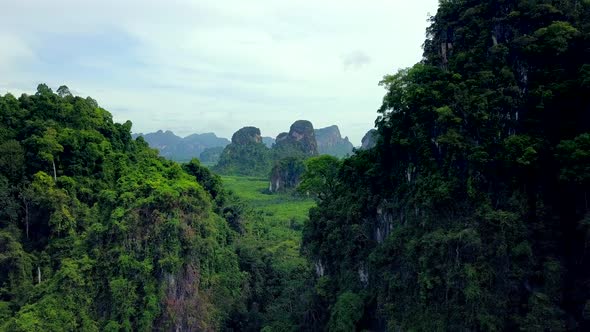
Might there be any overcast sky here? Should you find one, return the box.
[0,0,439,145]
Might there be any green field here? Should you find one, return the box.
[221,175,315,259]
[221,175,315,223]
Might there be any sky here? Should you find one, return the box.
[0,0,439,145]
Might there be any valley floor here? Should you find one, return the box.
[220,175,317,330]
[221,176,315,260]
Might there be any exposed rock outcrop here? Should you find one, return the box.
[360,129,378,150]
[315,259,326,277]
[269,157,305,192]
[273,120,318,159]
[275,132,289,143]
[373,203,395,244]
[231,126,262,145]
[269,120,319,192]
[315,125,354,157]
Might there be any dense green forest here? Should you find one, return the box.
[3,0,590,331]
[301,0,590,330]
[0,85,322,331]
[0,85,248,330]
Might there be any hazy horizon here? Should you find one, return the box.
[0,0,439,144]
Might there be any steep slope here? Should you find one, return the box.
[301,1,590,330]
[273,120,318,160]
[360,129,377,150]
[314,125,354,157]
[270,120,319,192]
[0,85,243,331]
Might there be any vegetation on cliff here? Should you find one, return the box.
[4,1,590,331]
[301,0,590,330]
[0,86,244,331]
[213,127,272,177]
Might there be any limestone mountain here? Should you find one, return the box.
[269,120,319,192]
[213,126,272,176]
[314,125,354,157]
[360,129,377,150]
[273,120,318,159]
[230,126,263,145]
[0,85,243,331]
[134,130,230,162]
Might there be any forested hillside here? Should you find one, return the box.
[301,0,590,330]
[214,127,272,177]
[0,86,245,331]
[0,85,322,331]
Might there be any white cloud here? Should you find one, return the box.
[342,51,372,70]
[0,0,439,145]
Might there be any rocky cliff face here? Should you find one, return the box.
[269,157,305,192]
[231,126,262,145]
[273,120,318,159]
[269,120,318,192]
[360,129,378,150]
[314,125,354,157]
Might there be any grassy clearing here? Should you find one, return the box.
[221,175,315,263]
[221,175,315,223]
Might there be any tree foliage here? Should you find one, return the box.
[301,0,590,330]
[0,85,245,331]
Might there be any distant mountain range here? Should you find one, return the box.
[134,124,365,162]
[132,130,230,162]
[133,130,275,162]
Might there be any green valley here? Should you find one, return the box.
[3,0,590,331]
[221,176,314,224]
[220,175,316,331]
